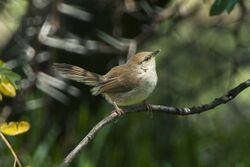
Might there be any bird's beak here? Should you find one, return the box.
[152,49,161,57]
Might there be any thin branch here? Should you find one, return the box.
[0,132,22,167]
[13,159,17,167]
[60,79,250,167]
[60,112,119,167]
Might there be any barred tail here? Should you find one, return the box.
[52,63,104,87]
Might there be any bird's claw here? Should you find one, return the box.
[113,108,124,116]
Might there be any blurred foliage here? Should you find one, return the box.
[0,0,250,167]
[0,0,27,50]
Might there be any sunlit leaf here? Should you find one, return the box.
[0,121,30,136]
[0,79,16,97]
[0,93,2,101]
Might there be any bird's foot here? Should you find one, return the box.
[113,108,125,116]
[112,102,124,116]
[143,101,152,112]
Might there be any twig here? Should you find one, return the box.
[60,112,119,167]
[60,79,250,167]
[0,132,22,167]
[13,159,17,167]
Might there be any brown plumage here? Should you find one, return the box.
[52,50,160,110]
[52,63,104,87]
[53,63,140,96]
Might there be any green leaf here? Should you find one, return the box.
[210,0,227,16]
[0,68,21,81]
[0,67,21,89]
[210,0,239,16]
[226,0,238,13]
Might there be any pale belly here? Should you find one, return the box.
[105,71,157,106]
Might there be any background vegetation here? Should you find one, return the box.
[0,0,250,166]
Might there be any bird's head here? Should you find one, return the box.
[127,50,161,69]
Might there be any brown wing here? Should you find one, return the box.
[104,64,127,79]
[93,64,139,94]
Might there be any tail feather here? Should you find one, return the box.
[52,63,104,87]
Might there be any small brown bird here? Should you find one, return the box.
[53,50,160,114]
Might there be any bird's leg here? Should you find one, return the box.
[112,102,124,116]
[143,100,152,112]
[143,101,153,118]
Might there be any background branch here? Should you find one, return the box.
[60,79,250,167]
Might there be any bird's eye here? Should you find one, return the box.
[144,56,150,62]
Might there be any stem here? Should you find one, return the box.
[0,132,23,167]
[13,159,17,167]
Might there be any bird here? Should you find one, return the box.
[52,50,160,114]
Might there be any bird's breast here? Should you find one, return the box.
[138,67,157,94]
[106,68,157,106]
